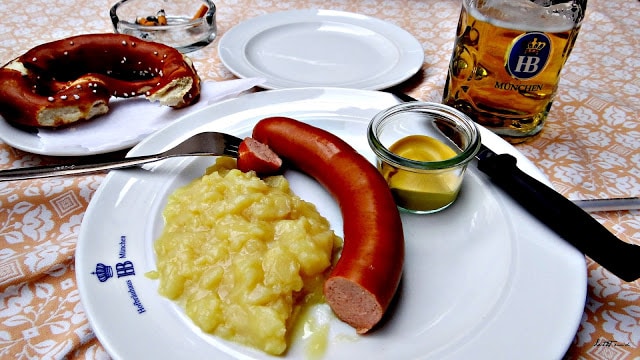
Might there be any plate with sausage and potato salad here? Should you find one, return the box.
[76,87,586,360]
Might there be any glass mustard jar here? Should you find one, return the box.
[368,102,481,214]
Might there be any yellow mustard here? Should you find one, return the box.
[381,135,461,212]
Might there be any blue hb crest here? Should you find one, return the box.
[92,263,114,282]
[506,32,552,80]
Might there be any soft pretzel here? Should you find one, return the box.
[0,33,201,128]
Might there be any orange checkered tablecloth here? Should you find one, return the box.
[0,0,638,359]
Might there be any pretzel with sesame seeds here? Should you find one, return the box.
[0,33,201,128]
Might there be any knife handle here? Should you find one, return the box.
[477,153,640,282]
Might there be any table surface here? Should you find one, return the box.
[0,0,638,359]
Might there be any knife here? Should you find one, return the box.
[573,197,640,213]
[388,91,640,282]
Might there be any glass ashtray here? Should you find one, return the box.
[110,0,217,53]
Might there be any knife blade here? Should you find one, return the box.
[573,197,640,212]
[387,91,640,282]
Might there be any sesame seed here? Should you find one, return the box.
[70,41,74,45]
[153,51,158,55]
[92,90,97,94]
[47,96,54,102]
[145,91,151,96]
[122,40,127,46]
[121,57,127,63]
[131,42,136,47]
[32,57,37,62]
[60,95,68,100]
[76,84,82,89]
[63,51,68,56]
[73,94,80,100]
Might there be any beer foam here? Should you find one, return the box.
[469,0,583,32]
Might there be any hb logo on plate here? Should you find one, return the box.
[91,261,136,282]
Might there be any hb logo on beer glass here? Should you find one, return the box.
[506,32,552,80]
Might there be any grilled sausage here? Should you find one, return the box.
[236,137,283,176]
[251,116,404,333]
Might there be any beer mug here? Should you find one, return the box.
[442,0,587,143]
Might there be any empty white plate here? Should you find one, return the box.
[218,9,424,90]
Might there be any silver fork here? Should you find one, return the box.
[0,132,242,181]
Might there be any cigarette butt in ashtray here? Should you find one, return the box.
[192,5,208,19]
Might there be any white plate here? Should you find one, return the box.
[0,124,144,157]
[0,100,160,157]
[0,80,264,156]
[0,98,156,156]
[76,88,586,360]
[218,9,424,90]
[0,117,96,156]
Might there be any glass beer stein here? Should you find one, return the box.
[442,0,587,143]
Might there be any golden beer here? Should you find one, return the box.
[443,0,586,143]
